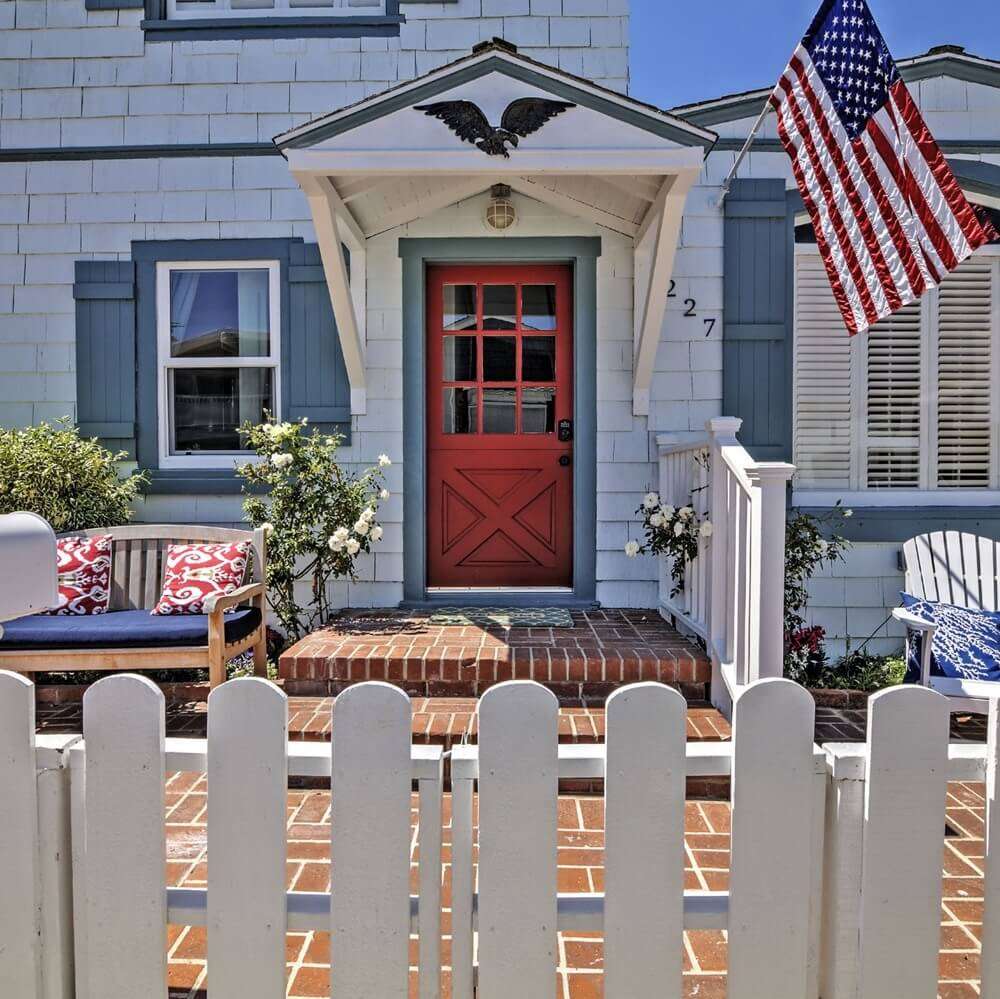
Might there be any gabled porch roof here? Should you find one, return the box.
[274,41,717,419]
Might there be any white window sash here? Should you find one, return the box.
[166,0,385,21]
[795,243,1000,500]
[156,259,281,471]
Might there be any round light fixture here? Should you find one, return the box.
[485,184,516,231]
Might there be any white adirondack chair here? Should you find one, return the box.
[893,531,1000,713]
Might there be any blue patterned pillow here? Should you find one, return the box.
[901,593,1000,683]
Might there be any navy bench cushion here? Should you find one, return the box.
[901,593,1000,683]
[0,607,261,650]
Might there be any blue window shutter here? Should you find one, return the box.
[723,179,792,461]
[286,242,352,443]
[72,260,137,457]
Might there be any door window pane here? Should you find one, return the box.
[483,337,516,382]
[522,285,557,331]
[483,388,516,434]
[443,388,478,434]
[483,285,516,330]
[169,269,269,358]
[522,337,556,382]
[521,388,556,434]
[444,286,477,331]
[443,336,477,382]
[169,367,272,453]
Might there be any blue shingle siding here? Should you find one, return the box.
[722,178,793,462]
[72,259,137,457]
[286,241,352,437]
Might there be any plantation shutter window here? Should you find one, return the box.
[793,250,1000,497]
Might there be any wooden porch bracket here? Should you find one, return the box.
[632,170,698,417]
[296,172,368,416]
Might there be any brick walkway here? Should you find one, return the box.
[160,776,987,998]
[278,609,711,701]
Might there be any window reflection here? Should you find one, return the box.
[521,388,556,434]
[483,285,516,330]
[443,387,478,434]
[444,286,477,331]
[522,285,557,331]
[170,368,271,453]
[483,388,516,434]
[443,336,477,381]
[169,269,269,358]
[483,337,516,382]
[522,337,556,382]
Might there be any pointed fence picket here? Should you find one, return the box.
[208,678,288,999]
[477,681,559,999]
[603,682,687,997]
[330,681,413,999]
[7,671,1000,999]
[0,672,41,999]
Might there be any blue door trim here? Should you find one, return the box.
[399,236,601,606]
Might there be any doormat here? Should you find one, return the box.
[429,607,574,628]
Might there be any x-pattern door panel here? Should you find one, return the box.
[427,264,573,588]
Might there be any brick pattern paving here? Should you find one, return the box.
[160,776,988,998]
[278,609,711,701]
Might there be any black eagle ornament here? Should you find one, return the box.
[414,98,576,158]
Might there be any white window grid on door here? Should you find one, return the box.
[156,260,281,471]
[167,0,383,19]
[792,243,1000,506]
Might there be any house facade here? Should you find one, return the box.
[2,0,999,651]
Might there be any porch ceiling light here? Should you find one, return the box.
[485,184,516,231]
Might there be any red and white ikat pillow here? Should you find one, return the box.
[152,542,251,616]
[41,534,113,616]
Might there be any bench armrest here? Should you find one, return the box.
[892,607,937,686]
[205,581,266,616]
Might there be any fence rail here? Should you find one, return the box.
[658,418,795,713]
[2,671,999,999]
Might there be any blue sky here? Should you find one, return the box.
[630,0,1000,110]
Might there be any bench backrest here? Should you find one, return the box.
[57,525,266,612]
[902,531,1000,612]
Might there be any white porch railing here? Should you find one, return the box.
[657,418,796,713]
[3,672,999,999]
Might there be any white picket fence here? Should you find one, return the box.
[2,670,999,999]
[658,417,796,713]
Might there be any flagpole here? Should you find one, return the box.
[715,96,774,207]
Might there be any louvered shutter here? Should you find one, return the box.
[865,300,923,488]
[793,254,854,487]
[935,259,995,488]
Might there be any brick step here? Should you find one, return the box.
[278,608,712,702]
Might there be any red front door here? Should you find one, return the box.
[427,264,574,588]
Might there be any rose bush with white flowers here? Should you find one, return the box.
[624,490,713,598]
[239,417,391,645]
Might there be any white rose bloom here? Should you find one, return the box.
[271,452,293,469]
[361,507,375,523]
[661,504,676,519]
[345,538,361,555]
[328,536,344,552]
[301,417,309,425]
[378,454,392,467]
[369,525,384,543]
[679,506,693,519]
[380,488,390,500]
[700,521,714,538]
[649,512,664,529]
[354,519,370,536]
[673,521,685,537]
[261,522,275,538]
[332,527,350,543]
[843,508,853,518]
[624,540,641,558]
[642,492,660,510]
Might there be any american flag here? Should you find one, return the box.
[771,0,995,334]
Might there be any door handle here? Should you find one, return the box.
[559,455,571,467]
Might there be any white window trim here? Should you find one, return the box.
[793,241,1000,507]
[156,259,281,471]
[166,0,386,21]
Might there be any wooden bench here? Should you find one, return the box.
[0,525,267,688]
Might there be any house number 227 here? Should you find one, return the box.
[668,280,717,337]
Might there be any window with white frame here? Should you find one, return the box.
[166,0,385,21]
[793,240,1000,504]
[156,261,280,469]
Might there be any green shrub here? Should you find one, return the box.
[821,650,906,693]
[0,421,146,531]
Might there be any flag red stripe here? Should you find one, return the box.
[770,92,862,333]
[864,114,959,273]
[785,57,904,313]
[774,77,882,326]
[890,79,991,252]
